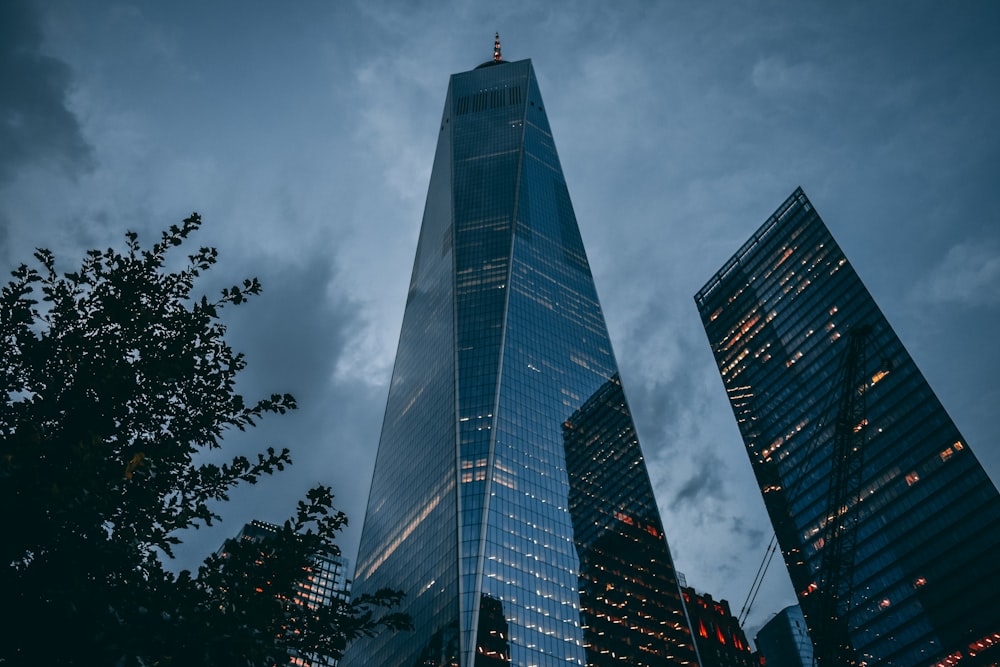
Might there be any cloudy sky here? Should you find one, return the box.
[4,0,999,639]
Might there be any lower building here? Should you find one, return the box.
[754,606,812,667]
[682,587,755,667]
[227,520,352,667]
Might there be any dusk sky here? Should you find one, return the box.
[3,0,999,639]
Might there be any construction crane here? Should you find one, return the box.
[737,324,886,665]
[811,324,872,667]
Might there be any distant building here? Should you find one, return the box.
[755,606,812,667]
[682,587,755,667]
[341,41,697,667]
[228,520,352,667]
[695,187,1000,666]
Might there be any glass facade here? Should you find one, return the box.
[694,188,1000,667]
[754,605,813,667]
[342,58,698,667]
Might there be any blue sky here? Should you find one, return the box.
[3,0,999,639]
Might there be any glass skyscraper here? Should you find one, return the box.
[694,188,1000,667]
[342,52,698,667]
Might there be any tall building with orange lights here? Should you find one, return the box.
[695,187,1000,666]
[341,47,698,667]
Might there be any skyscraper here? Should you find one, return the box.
[694,188,1000,666]
[342,44,698,667]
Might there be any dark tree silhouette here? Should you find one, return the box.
[0,214,409,665]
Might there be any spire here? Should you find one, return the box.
[473,33,506,69]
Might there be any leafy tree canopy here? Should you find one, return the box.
[0,214,409,665]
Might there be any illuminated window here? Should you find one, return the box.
[613,511,635,526]
[906,471,920,486]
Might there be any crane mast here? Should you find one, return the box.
[812,324,871,667]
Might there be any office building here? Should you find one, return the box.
[681,587,755,667]
[694,187,1000,666]
[342,43,698,667]
[226,520,353,667]
[754,606,812,667]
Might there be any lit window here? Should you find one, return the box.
[905,471,920,486]
[871,369,889,385]
[613,511,634,526]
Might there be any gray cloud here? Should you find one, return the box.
[0,0,94,185]
[166,245,381,570]
[919,240,1000,306]
[672,452,725,508]
[5,0,999,639]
